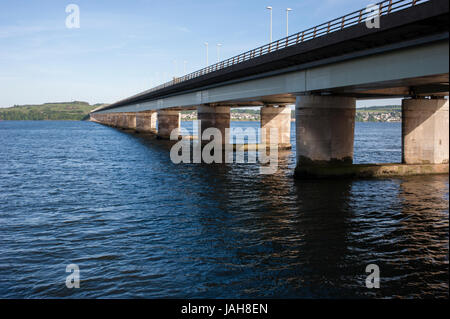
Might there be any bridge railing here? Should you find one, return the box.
[118,0,429,103]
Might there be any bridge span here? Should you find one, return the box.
[91,0,449,178]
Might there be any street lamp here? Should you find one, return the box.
[204,42,209,66]
[217,43,222,62]
[266,6,272,42]
[173,59,178,77]
[286,8,292,37]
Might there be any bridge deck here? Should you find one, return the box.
[95,0,449,113]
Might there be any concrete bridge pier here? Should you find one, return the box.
[107,113,116,127]
[136,111,157,134]
[157,109,180,139]
[111,113,119,127]
[197,105,231,144]
[114,113,136,130]
[90,114,99,122]
[402,98,449,164]
[126,113,136,130]
[112,114,119,127]
[117,113,127,128]
[260,105,291,149]
[295,95,356,177]
[106,113,114,126]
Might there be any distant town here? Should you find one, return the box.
[181,106,402,122]
[181,109,262,122]
[354,105,402,122]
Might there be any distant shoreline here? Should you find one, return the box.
[0,117,402,123]
[1,102,402,123]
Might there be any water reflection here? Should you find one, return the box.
[0,121,447,298]
[292,178,354,297]
[395,176,449,298]
[121,127,449,298]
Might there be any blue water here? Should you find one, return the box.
[0,121,448,298]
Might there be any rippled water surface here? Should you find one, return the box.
[0,121,448,298]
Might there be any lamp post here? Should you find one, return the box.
[204,42,209,66]
[217,43,222,62]
[266,6,272,42]
[286,8,292,36]
[173,59,177,77]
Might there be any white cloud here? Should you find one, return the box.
[174,26,191,33]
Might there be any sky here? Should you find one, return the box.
[0,0,401,108]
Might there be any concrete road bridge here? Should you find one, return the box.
[91,0,449,178]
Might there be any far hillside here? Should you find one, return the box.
[0,101,106,121]
[357,105,401,112]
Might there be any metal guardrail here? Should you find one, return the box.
[111,0,430,105]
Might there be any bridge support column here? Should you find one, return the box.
[106,114,113,126]
[117,113,123,128]
[157,109,180,139]
[136,111,157,133]
[295,95,356,177]
[125,113,136,130]
[90,114,98,122]
[114,112,135,130]
[117,113,125,129]
[197,105,230,144]
[402,98,449,164]
[109,113,117,127]
[113,113,120,127]
[260,105,291,149]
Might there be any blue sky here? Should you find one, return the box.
[0,0,401,107]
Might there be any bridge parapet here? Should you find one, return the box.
[95,0,439,113]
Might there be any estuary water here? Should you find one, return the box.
[0,121,448,298]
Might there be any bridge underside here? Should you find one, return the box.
[91,39,449,178]
[91,0,449,178]
[94,40,448,113]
